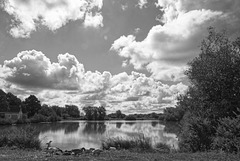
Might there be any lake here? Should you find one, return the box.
[14,120,180,150]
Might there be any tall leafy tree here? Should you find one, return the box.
[185,27,240,119]
[65,105,80,118]
[24,95,41,118]
[177,28,240,152]
[6,92,22,112]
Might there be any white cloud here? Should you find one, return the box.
[84,12,103,28]
[0,50,188,113]
[112,0,240,82]
[2,0,103,38]
[1,50,84,90]
[138,0,148,9]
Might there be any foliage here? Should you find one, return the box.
[155,142,171,153]
[212,114,240,153]
[185,27,240,119]
[51,105,64,117]
[83,106,106,120]
[15,114,29,124]
[179,115,214,152]
[65,105,80,118]
[102,135,152,151]
[0,126,41,149]
[124,115,136,120]
[162,107,185,121]
[30,113,49,123]
[0,118,13,125]
[6,92,22,112]
[175,28,240,153]
[38,104,52,117]
[0,95,9,112]
[23,95,41,118]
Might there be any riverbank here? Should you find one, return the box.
[0,147,239,161]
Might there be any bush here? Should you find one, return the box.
[48,113,61,122]
[30,114,48,123]
[155,142,171,153]
[212,116,240,153]
[0,126,41,149]
[179,115,214,152]
[0,118,13,125]
[102,135,152,151]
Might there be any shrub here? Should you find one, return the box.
[0,118,13,125]
[102,135,152,151]
[179,115,214,152]
[212,116,240,153]
[155,142,171,153]
[0,126,41,149]
[30,114,48,123]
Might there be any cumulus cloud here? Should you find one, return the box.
[138,0,148,9]
[1,50,84,90]
[84,12,103,28]
[111,0,240,81]
[0,50,188,113]
[1,0,103,38]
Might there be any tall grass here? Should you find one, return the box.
[0,126,41,150]
[102,135,153,151]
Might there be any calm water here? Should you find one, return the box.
[15,120,180,150]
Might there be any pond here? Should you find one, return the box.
[15,120,180,150]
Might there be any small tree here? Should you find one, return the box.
[23,95,41,118]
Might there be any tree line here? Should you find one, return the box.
[0,91,80,124]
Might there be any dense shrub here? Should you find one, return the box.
[0,126,41,149]
[30,114,48,123]
[179,115,214,152]
[212,115,240,153]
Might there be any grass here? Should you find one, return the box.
[0,147,239,161]
[0,126,41,150]
[102,135,154,152]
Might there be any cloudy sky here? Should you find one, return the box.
[0,0,239,114]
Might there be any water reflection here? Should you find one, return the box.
[83,122,106,134]
[116,122,123,129]
[26,120,179,150]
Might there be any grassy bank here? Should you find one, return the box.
[0,147,239,161]
[0,126,41,149]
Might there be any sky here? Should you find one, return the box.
[0,0,240,114]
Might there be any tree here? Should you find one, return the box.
[6,92,22,112]
[65,105,80,118]
[185,27,240,119]
[24,95,41,118]
[51,105,64,117]
[116,110,123,118]
[178,27,240,152]
[82,106,106,120]
[39,104,57,117]
[0,95,9,112]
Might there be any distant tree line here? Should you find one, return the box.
[0,90,80,125]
